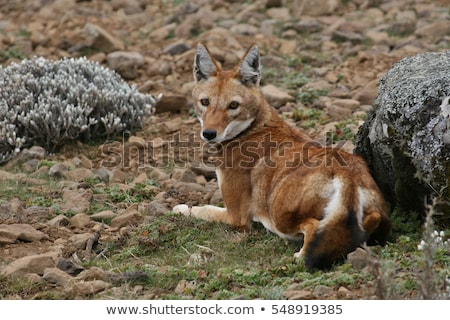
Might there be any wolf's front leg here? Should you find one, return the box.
[173,204,236,225]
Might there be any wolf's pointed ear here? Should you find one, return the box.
[193,43,218,82]
[237,45,261,86]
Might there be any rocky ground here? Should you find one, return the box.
[0,0,449,299]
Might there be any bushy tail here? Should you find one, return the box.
[303,210,366,270]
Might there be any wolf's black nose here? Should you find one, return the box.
[202,129,217,140]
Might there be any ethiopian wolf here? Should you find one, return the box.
[173,43,391,269]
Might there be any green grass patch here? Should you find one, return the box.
[296,88,329,105]
[91,212,305,299]
[0,46,26,63]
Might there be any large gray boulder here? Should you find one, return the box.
[355,51,450,220]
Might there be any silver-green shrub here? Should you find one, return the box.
[0,57,160,163]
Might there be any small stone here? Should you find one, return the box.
[107,51,146,80]
[60,188,93,214]
[174,279,197,294]
[347,247,369,269]
[172,168,197,183]
[111,205,143,228]
[160,117,183,133]
[95,167,113,182]
[163,42,192,56]
[109,169,128,183]
[337,286,353,298]
[79,155,93,169]
[43,267,72,286]
[24,273,45,284]
[57,258,84,276]
[313,285,334,298]
[190,163,216,180]
[331,98,361,112]
[47,215,70,227]
[48,163,68,177]
[69,213,92,228]
[147,166,170,182]
[90,210,116,221]
[146,200,170,216]
[261,84,295,109]
[155,95,189,114]
[84,23,124,53]
[69,233,95,249]
[0,223,48,242]
[285,290,313,300]
[1,253,56,277]
[63,168,94,182]
[76,266,107,281]
[68,280,112,297]
[131,172,148,185]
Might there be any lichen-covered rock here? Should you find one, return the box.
[0,57,161,163]
[355,51,450,220]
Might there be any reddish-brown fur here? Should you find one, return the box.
[174,43,391,269]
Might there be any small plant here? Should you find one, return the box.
[416,201,450,299]
[368,202,450,299]
[0,46,26,63]
[0,57,160,164]
[262,67,310,92]
[292,107,325,129]
[296,88,329,105]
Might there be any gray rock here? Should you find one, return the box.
[43,267,73,286]
[355,51,450,217]
[146,200,170,216]
[57,258,84,276]
[67,280,112,297]
[109,168,128,183]
[261,84,295,109]
[63,168,94,182]
[90,210,116,221]
[60,188,93,214]
[76,266,107,281]
[110,0,142,14]
[84,23,124,53]
[347,247,369,269]
[48,163,68,177]
[190,162,216,180]
[95,166,113,182]
[154,95,189,114]
[47,214,70,227]
[2,146,46,170]
[106,51,145,80]
[69,232,96,249]
[313,285,334,298]
[284,289,313,300]
[332,30,363,44]
[69,213,92,228]
[0,223,48,242]
[163,42,192,56]
[111,205,143,228]
[1,253,56,277]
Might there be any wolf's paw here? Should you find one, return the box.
[173,204,191,216]
[293,248,304,259]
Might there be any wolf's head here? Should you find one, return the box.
[192,43,263,143]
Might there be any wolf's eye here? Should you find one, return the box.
[228,101,239,110]
[200,98,210,106]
